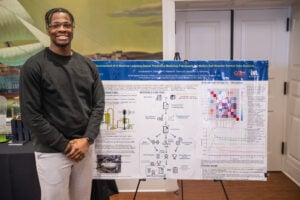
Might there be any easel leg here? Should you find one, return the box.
[133,179,145,200]
[220,180,229,200]
[176,180,184,200]
[214,180,229,200]
[181,180,184,200]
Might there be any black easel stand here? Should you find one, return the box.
[133,179,146,200]
[180,180,184,200]
[174,52,181,60]
[173,52,184,200]
[214,180,229,200]
[132,179,184,200]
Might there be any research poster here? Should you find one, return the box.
[93,60,268,181]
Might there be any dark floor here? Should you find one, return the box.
[110,172,300,200]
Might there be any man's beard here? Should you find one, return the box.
[54,41,71,48]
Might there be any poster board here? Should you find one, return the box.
[93,60,268,181]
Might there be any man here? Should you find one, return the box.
[20,8,105,200]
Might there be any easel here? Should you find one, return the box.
[133,179,146,200]
[133,178,182,200]
[133,54,231,199]
[132,178,229,200]
[214,180,229,200]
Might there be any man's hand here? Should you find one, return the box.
[65,138,90,162]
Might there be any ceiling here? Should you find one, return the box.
[176,0,296,10]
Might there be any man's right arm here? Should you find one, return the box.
[20,59,69,152]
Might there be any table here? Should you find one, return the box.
[0,141,118,200]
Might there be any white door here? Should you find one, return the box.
[234,9,289,171]
[176,11,231,60]
[176,8,289,170]
[284,2,300,186]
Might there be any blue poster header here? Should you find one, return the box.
[94,60,268,81]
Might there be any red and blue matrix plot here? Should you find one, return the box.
[209,89,240,121]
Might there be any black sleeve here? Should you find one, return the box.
[20,58,69,152]
[83,60,105,142]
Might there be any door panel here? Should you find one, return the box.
[234,9,289,171]
[284,3,300,185]
[176,11,231,60]
[240,22,273,59]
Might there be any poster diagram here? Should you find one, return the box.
[138,90,197,179]
[93,60,268,181]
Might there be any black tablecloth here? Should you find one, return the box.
[0,142,118,200]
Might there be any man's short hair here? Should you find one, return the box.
[45,8,74,27]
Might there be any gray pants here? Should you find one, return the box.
[34,145,95,200]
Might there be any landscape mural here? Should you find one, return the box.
[0,0,162,117]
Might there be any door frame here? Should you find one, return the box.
[162,0,176,60]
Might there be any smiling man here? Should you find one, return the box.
[20,8,105,200]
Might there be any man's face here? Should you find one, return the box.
[47,12,74,48]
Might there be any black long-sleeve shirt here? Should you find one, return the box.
[20,48,105,153]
